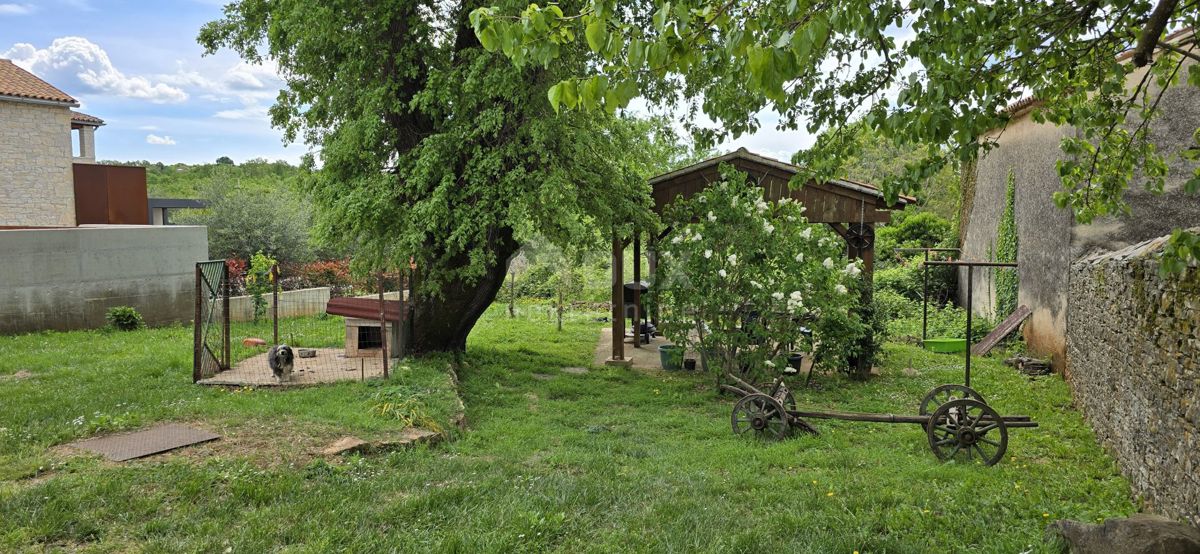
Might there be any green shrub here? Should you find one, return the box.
[875,211,955,262]
[104,306,144,331]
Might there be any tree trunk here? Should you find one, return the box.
[508,271,516,318]
[408,227,520,353]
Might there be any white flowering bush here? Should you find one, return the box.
[651,169,866,383]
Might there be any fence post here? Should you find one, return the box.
[272,264,279,346]
[378,271,389,379]
[223,261,231,370]
[193,263,202,382]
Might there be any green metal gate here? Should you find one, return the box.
[193,260,230,382]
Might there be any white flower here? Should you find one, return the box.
[799,205,807,213]
[835,284,849,295]
[671,235,682,244]
[800,228,812,240]
[843,262,862,278]
[795,253,805,263]
[763,222,775,234]
[727,253,737,266]
[823,257,834,269]
[779,198,792,205]
[772,292,785,300]
[718,269,727,278]
[698,196,707,203]
[693,233,702,242]
[707,211,717,222]
[751,280,763,289]
[704,249,713,259]
[755,199,769,212]
[789,291,803,301]
[764,360,775,367]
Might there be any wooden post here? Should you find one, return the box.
[647,237,659,328]
[397,268,408,359]
[272,264,279,346]
[193,263,202,382]
[610,234,625,363]
[378,272,388,379]
[632,231,641,348]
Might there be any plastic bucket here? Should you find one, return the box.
[659,345,684,370]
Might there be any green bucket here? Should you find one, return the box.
[922,338,967,353]
[659,345,685,370]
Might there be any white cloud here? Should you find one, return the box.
[0,3,33,15]
[214,105,270,121]
[145,134,176,145]
[3,37,187,103]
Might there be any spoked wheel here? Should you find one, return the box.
[732,393,791,440]
[919,384,987,416]
[926,399,1008,466]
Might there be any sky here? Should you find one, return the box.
[0,0,815,165]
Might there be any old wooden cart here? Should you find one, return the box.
[726,371,1038,466]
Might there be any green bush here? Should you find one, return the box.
[875,211,955,262]
[874,254,956,304]
[104,306,144,331]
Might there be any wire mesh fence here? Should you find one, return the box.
[196,265,408,387]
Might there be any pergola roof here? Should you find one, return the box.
[648,148,913,224]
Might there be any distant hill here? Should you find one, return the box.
[98,158,302,198]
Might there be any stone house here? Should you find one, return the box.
[0,59,208,332]
[957,30,1200,370]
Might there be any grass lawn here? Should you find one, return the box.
[1,305,1134,552]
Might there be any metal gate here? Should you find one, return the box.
[193,260,230,382]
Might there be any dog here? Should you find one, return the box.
[268,344,295,383]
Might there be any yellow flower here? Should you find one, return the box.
[826,491,834,497]
[1043,513,1050,518]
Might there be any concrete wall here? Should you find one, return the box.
[960,114,1074,367]
[0,225,208,333]
[228,287,332,322]
[960,56,1200,369]
[1066,233,1200,526]
[0,100,76,227]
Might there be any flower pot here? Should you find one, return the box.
[787,353,804,370]
[659,345,685,370]
[683,358,697,371]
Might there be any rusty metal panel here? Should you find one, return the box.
[67,423,219,461]
[326,297,403,321]
[72,164,148,225]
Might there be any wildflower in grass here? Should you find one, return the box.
[718,269,727,278]
[704,249,712,258]
[707,211,717,222]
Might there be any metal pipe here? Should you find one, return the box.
[272,264,279,346]
[966,265,973,388]
[925,260,1017,268]
[922,250,929,341]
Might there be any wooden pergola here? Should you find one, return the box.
[607,148,913,375]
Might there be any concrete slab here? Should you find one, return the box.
[593,327,690,370]
[198,347,387,387]
[68,423,219,461]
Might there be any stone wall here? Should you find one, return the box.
[1067,232,1200,526]
[0,225,208,333]
[0,100,75,227]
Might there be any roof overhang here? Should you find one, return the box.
[0,93,77,108]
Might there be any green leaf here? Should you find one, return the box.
[547,81,565,114]
[653,2,671,32]
[585,16,607,53]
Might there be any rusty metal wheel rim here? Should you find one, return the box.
[919,383,987,416]
[732,393,791,440]
[926,399,1008,466]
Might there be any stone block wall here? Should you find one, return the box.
[0,101,75,227]
[1067,232,1200,525]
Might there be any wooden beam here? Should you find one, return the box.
[632,232,641,348]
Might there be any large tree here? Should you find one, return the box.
[199,1,671,352]
[473,0,1200,272]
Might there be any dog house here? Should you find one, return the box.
[325,297,403,358]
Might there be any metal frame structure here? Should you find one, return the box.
[925,260,1017,387]
[193,260,230,382]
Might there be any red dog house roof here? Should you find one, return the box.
[326,297,402,322]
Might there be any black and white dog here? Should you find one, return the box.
[268,344,295,383]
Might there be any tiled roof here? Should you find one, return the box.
[70,110,104,126]
[0,58,77,105]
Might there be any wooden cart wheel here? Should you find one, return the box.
[732,393,791,440]
[919,384,987,416]
[926,399,1008,466]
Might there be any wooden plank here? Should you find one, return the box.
[972,305,1032,355]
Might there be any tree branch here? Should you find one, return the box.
[1132,0,1179,66]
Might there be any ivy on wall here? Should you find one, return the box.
[995,170,1019,317]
